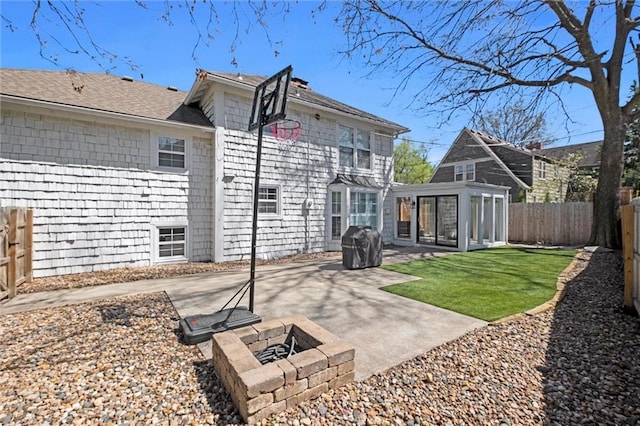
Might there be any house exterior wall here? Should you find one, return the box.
[527,158,569,203]
[201,90,395,261]
[1,106,214,277]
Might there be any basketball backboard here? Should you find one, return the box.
[248,65,293,131]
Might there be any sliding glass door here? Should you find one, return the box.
[417,195,458,247]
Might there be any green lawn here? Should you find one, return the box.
[382,247,577,321]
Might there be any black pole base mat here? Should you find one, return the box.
[179,307,262,345]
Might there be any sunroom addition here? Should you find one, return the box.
[392,182,509,251]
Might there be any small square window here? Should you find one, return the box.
[258,186,279,215]
[156,136,186,169]
[158,227,186,258]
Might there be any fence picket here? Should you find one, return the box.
[0,208,34,301]
[508,202,593,246]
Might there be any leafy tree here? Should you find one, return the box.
[393,139,434,184]
[472,99,551,148]
[562,152,600,202]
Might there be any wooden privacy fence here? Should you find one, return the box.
[621,201,639,314]
[0,208,33,301]
[508,202,593,246]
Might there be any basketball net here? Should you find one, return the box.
[270,119,301,155]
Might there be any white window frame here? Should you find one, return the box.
[257,184,281,217]
[330,191,342,241]
[337,124,372,171]
[454,165,464,181]
[151,133,191,172]
[454,162,475,182]
[465,163,475,181]
[538,160,547,179]
[152,222,189,264]
[349,190,379,230]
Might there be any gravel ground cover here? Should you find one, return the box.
[1,250,639,425]
[21,252,341,294]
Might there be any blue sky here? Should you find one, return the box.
[1,1,609,163]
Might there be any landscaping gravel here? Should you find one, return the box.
[1,249,639,425]
[21,252,341,294]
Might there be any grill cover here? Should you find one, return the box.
[341,226,383,270]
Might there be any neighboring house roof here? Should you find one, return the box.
[452,128,531,189]
[539,140,603,168]
[186,70,410,135]
[0,68,212,128]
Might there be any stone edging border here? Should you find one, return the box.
[490,248,593,325]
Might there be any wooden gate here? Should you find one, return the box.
[0,208,33,301]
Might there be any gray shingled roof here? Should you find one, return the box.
[540,141,603,168]
[0,68,212,127]
[201,71,409,133]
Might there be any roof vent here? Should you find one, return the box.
[167,86,178,92]
[121,76,134,82]
[291,77,310,90]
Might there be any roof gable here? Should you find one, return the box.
[187,70,409,134]
[0,68,212,128]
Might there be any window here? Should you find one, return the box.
[538,160,547,179]
[331,191,342,240]
[455,165,464,181]
[338,125,371,169]
[455,162,475,181]
[350,191,378,229]
[157,136,186,169]
[258,186,279,215]
[158,227,186,258]
[465,163,475,181]
[396,197,412,239]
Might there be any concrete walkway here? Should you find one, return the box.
[0,248,486,380]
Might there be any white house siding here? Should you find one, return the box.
[203,90,395,261]
[1,107,214,277]
[221,128,334,260]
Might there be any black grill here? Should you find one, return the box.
[341,226,383,270]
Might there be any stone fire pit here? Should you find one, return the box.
[211,315,355,424]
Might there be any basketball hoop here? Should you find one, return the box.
[270,119,301,144]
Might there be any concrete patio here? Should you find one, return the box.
[0,247,486,380]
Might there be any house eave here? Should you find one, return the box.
[1,94,216,133]
[194,73,409,136]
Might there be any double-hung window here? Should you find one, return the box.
[158,136,185,168]
[339,125,371,169]
[258,186,279,215]
[465,163,475,181]
[538,160,547,179]
[153,134,189,171]
[455,162,475,181]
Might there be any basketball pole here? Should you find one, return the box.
[249,94,270,313]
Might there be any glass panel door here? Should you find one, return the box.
[437,196,458,247]
[417,197,436,244]
[483,197,493,241]
[396,197,412,239]
[470,196,481,245]
[494,197,505,242]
